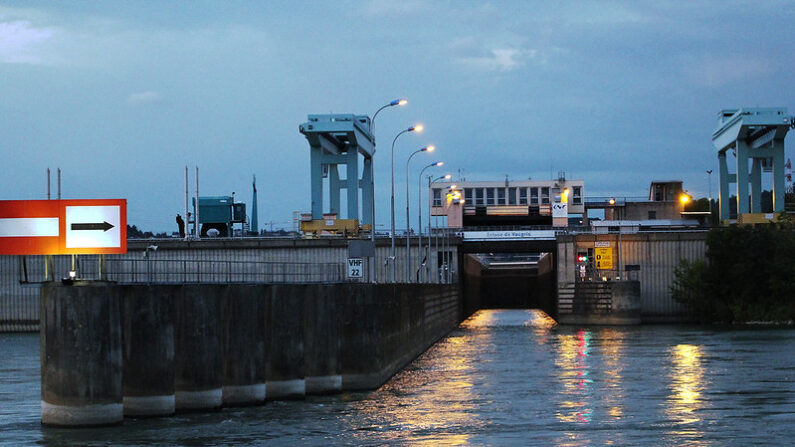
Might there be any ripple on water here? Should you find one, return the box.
[1,314,795,446]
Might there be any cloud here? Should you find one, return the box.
[450,38,539,72]
[125,91,162,106]
[682,54,776,88]
[0,19,56,64]
[363,0,426,17]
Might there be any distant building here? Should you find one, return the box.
[603,181,687,221]
[430,176,585,228]
[584,180,702,230]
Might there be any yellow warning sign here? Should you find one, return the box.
[595,247,613,270]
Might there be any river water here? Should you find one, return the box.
[1,309,794,446]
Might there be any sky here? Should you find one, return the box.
[1,0,794,232]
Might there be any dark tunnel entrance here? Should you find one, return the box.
[462,251,557,318]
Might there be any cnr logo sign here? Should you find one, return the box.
[552,202,568,218]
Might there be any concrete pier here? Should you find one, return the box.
[266,285,306,399]
[40,283,123,426]
[121,285,176,417]
[39,281,464,425]
[558,280,642,325]
[174,284,223,411]
[222,284,267,406]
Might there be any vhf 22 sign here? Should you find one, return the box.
[347,258,363,279]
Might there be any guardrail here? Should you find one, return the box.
[68,258,346,284]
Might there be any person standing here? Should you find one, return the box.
[176,213,185,238]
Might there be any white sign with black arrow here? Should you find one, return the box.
[65,205,122,249]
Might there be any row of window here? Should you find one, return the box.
[432,186,582,207]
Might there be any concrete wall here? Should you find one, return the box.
[558,281,641,325]
[1,237,460,332]
[557,232,707,322]
[39,281,464,425]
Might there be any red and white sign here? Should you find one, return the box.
[0,199,127,255]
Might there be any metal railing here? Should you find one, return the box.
[573,266,640,283]
[76,258,346,284]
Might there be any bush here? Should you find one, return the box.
[672,220,795,323]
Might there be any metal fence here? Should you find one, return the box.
[75,258,346,284]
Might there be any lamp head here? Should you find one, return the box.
[410,124,423,132]
[444,174,451,179]
[434,161,444,167]
[423,145,435,152]
[390,98,408,106]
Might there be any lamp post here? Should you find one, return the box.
[372,99,408,131]
[706,169,713,218]
[428,174,451,282]
[418,162,443,282]
[390,124,423,282]
[368,98,407,283]
[405,146,435,282]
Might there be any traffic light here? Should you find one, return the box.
[577,253,588,263]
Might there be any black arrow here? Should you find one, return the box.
[71,221,114,232]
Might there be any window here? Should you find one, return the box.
[573,186,582,205]
[433,188,442,207]
[487,188,495,205]
[476,188,485,205]
[541,187,550,204]
[508,188,517,205]
[530,187,539,204]
[497,188,505,205]
[648,210,657,220]
[464,188,473,202]
[519,188,527,205]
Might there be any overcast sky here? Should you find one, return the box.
[2,1,794,232]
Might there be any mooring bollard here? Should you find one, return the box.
[174,284,223,411]
[304,284,342,394]
[221,284,267,406]
[40,282,123,426]
[266,285,306,399]
[121,285,176,417]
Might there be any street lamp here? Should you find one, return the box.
[706,169,713,216]
[368,98,407,283]
[428,174,451,282]
[390,124,423,282]
[372,98,408,132]
[418,162,443,282]
[405,145,435,282]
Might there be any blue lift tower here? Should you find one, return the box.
[712,107,792,223]
[299,114,375,235]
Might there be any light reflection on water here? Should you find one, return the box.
[1,310,794,446]
[665,344,707,443]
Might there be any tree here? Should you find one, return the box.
[672,224,795,323]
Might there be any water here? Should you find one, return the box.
[2,310,794,446]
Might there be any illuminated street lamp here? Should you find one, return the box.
[404,145,435,282]
[418,162,443,282]
[428,174,452,283]
[367,98,408,283]
[679,192,692,205]
[372,98,408,131]
[390,124,423,282]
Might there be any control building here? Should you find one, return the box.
[430,176,585,228]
